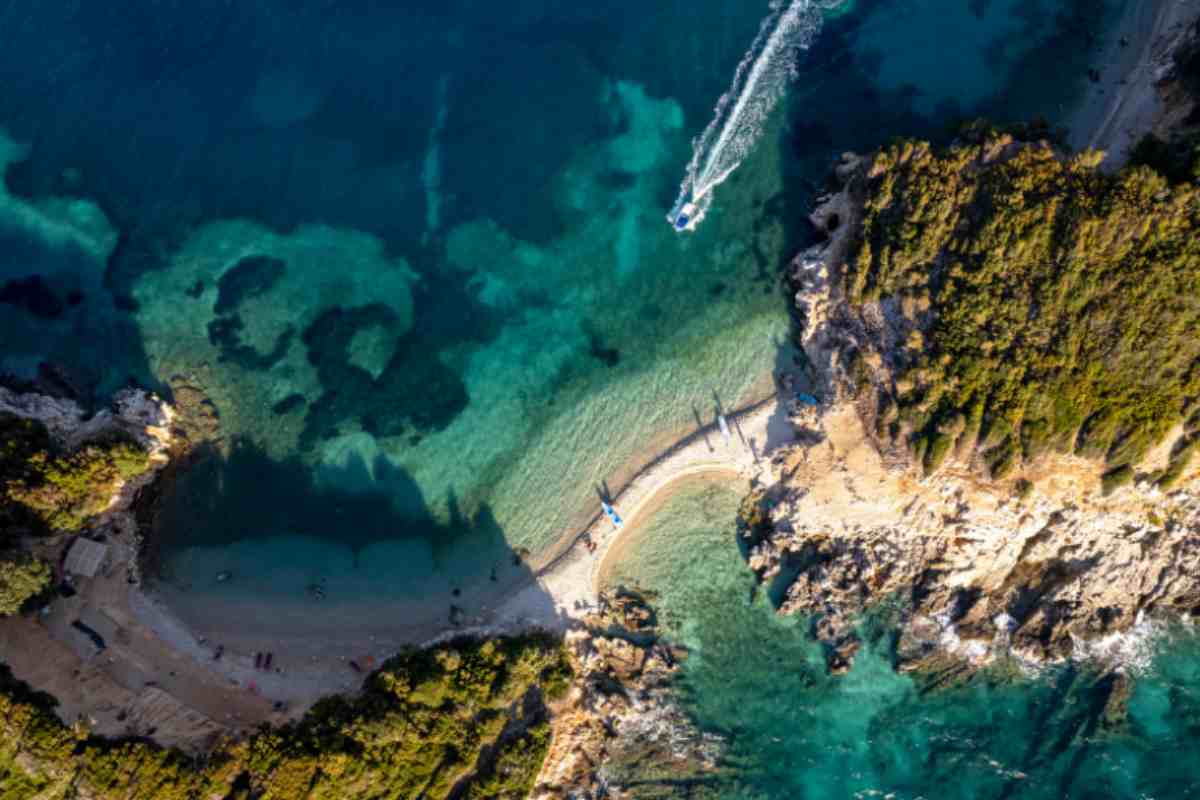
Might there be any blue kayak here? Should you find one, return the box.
[602,500,624,528]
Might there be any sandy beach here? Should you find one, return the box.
[488,395,794,632]
[96,382,796,727]
[1067,0,1200,166]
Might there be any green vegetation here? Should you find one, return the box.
[1101,465,1136,496]
[1158,435,1200,489]
[463,722,552,799]
[844,133,1200,480]
[1,413,150,534]
[0,633,570,799]
[0,552,50,616]
[0,412,151,615]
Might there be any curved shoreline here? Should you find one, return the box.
[486,395,790,630]
[16,0,1193,746]
[593,470,746,591]
[113,390,792,726]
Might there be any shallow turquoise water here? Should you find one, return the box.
[607,479,1200,799]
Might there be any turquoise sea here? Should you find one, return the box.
[3,0,1190,795]
[607,480,1200,799]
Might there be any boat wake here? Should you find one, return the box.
[669,0,838,232]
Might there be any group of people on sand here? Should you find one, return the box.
[254,651,274,670]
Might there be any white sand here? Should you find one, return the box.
[118,389,794,722]
[38,0,1200,740]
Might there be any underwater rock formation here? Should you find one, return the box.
[132,219,419,457]
[0,129,128,388]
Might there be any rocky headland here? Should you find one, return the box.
[2,9,1200,798]
[742,107,1200,683]
[0,380,713,797]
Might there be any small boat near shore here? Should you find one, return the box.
[601,500,624,529]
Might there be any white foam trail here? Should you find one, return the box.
[422,74,451,243]
[670,0,834,230]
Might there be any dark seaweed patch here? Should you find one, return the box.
[0,276,64,319]
[587,335,620,368]
[601,170,638,191]
[271,393,306,416]
[298,304,469,446]
[214,255,286,314]
[206,314,294,369]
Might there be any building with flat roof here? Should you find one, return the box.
[63,537,108,578]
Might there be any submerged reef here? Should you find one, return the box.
[131,220,426,457]
[0,131,130,393]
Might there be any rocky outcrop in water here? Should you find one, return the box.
[748,449,1200,680]
[533,591,723,799]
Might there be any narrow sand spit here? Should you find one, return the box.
[485,397,792,631]
[1068,0,1200,167]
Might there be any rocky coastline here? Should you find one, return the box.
[1,9,1199,797]
[0,379,718,795]
[739,119,1200,684]
[533,590,723,800]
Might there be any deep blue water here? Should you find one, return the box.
[3,1,1184,795]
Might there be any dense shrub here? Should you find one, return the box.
[1101,465,1136,496]
[0,634,571,798]
[0,551,50,616]
[0,413,149,534]
[843,135,1200,479]
[1158,436,1200,489]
